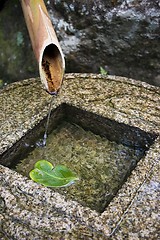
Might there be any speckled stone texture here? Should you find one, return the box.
[0,74,159,239]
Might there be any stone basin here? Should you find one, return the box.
[0,74,159,239]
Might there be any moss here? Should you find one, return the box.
[0,0,38,83]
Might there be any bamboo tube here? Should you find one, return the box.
[21,0,65,94]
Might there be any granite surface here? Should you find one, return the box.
[0,74,159,239]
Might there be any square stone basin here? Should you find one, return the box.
[0,74,159,239]
[0,103,156,213]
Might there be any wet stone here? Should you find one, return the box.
[0,0,160,86]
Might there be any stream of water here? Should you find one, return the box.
[36,95,55,147]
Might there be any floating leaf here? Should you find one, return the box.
[29,160,79,187]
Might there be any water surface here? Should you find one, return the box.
[16,121,144,212]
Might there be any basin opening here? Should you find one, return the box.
[0,103,157,213]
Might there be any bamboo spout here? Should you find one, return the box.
[21,0,65,94]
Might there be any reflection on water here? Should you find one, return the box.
[16,121,145,212]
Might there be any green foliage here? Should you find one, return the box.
[16,32,24,46]
[100,67,108,75]
[29,160,79,187]
[0,79,4,88]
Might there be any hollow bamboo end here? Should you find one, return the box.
[21,0,65,95]
[39,44,65,95]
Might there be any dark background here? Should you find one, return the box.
[0,0,159,86]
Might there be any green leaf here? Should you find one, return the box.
[29,160,79,187]
[100,67,108,75]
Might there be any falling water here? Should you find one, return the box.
[36,95,55,147]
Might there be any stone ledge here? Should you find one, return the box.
[0,74,159,239]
